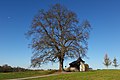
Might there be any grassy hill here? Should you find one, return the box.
[1,70,120,80]
[0,70,56,80]
[31,70,120,80]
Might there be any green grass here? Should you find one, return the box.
[1,70,120,80]
[31,70,120,80]
[0,70,56,80]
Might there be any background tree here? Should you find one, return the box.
[112,57,119,68]
[103,54,111,69]
[27,4,91,71]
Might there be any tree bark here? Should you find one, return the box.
[59,58,64,72]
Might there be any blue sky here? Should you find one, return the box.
[0,0,120,69]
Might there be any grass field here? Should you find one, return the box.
[0,70,56,80]
[0,70,120,80]
[31,70,120,80]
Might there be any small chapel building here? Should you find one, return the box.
[65,57,89,72]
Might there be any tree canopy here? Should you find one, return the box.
[26,4,91,71]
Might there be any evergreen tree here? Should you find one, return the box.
[103,54,111,69]
[112,57,119,68]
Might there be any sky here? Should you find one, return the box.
[0,0,120,70]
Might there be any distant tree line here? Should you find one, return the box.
[103,54,119,69]
[0,64,30,72]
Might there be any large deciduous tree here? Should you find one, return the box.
[26,4,91,71]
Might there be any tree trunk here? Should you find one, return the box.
[59,58,64,72]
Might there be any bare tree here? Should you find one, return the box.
[26,4,91,71]
[103,54,111,69]
[112,57,119,68]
